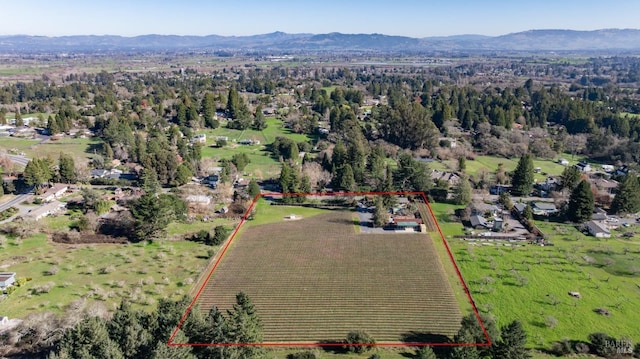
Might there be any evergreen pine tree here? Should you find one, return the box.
[511,154,534,196]
[493,321,531,359]
[611,175,640,214]
[560,166,581,191]
[567,180,595,223]
[228,292,263,358]
[416,346,438,359]
[248,179,261,198]
[453,175,472,205]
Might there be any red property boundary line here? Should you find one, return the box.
[168,191,491,348]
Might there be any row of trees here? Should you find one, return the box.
[44,292,262,359]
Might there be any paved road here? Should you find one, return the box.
[0,194,31,213]
[6,155,29,167]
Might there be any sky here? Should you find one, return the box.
[1,0,639,37]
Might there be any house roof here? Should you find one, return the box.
[39,184,68,198]
[513,203,527,213]
[532,202,557,211]
[585,220,610,235]
[26,201,66,219]
[392,217,422,225]
[470,215,488,228]
[0,272,16,282]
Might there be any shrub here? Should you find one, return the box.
[44,266,59,276]
[588,332,617,357]
[287,351,318,359]
[344,330,375,354]
[545,315,558,329]
[98,265,115,274]
[550,338,574,356]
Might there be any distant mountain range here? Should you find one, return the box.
[1,29,640,53]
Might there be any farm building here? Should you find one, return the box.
[584,220,611,238]
[37,184,68,202]
[0,272,16,289]
[390,217,424,232]
[25,201,66,221]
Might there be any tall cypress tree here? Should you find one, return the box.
[567,180,595,223]
[511,154,534,196]
[493,320,531,359]
[611,175,640,214]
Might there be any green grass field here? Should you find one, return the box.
[0,137,103,162]
[197,118,314,177]
[429,202,640,348]
[0,234,217,318]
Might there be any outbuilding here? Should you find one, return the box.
[0,272,16,289]
[584,221,611,238]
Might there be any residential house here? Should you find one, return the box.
[430,170,461,187]
[584,220,611,238]
[37,184,68,202]
[574,162,591,172]
[531,202,558,216]
[469,202,500,218]
[601,165,615,173]
[558,158,569,166]
[513,203,527,214]
[0,272,16,289]
[26,201,66,221]
[616,165,630,177]
[592,178,618,197]
[470,215,489,229]
[490,185,511,195]
[536,177,560,192]
[191,134,206,144]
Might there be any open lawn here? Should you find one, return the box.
[442,155,568,182]
[429,202,640,348]
[195,203,463,343]
[0,137,103,162]
[0,233,219,319]
[197,118,314,177]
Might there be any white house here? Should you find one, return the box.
[191,134,206,144]
[37,184,68,202]
[26,201,66,221]
[0,272,16,289]
[584,220,611,238]
[558,158,569,166]
[575,162,591,172]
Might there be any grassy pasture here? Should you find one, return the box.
[429,202,640,347]
[197,118,314,177]
[0,137,103,162]
[195,204,463,343]
[0,233,216,319]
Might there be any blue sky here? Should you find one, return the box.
[1,0,638,37]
